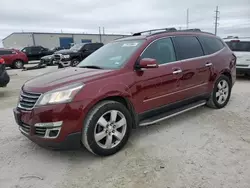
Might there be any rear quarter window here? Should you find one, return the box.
[198,36,225,55]
[172,36,204,60]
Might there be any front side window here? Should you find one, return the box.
[141,38,176,64]
[199,36,224,55]
[226,41,250,52]
[70,43,85,51]
[77,40,144,69]
[173,36,204,60]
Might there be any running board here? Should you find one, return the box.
[139,100,206,126]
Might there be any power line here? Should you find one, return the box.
[214,6,219,36]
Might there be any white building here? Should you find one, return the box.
[2,32,129,49]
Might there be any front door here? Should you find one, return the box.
[133,37,183,113]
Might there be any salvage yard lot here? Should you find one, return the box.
[1,67,250,188]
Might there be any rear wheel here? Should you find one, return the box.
[13,60,24,69]
[82,101,132,156]
[206,75,232,109]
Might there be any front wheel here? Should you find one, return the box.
[206,75,232,109]
[82,101,132,156]
[71,59,80,67]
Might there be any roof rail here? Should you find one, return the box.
[132,28,177,36]
[179,28,201,32]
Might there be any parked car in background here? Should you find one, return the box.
[224,37,250,76]
[54,43,104,68]
[13,28,236,156]
[40,54,56,66]
[39,47,65,66]
[0,57,10,87]
[0,48,28,69]
[21,46,54,61]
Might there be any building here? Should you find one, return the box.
[2,32,129,49]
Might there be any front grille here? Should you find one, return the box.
[54,54,61,61]
[18,91,41,110]
[35,127,46,137]
[20,123,30,134]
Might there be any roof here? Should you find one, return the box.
[2,32,130,41]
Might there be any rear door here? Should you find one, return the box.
[172,35,213,99]
[0,49,16,65]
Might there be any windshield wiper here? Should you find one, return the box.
[78,65,103,69]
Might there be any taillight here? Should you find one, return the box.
[0,58,5,64]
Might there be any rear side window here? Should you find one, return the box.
[0,50,13,55]
[172,36,204,60]
[199,36,224,55]
[226,41,250,52]
[141,38,176,65]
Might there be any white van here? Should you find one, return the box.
[224,37,250,76]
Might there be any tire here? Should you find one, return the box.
[13,60,24,69]
[82,100,132,156]
[206,75,232,109]
[71,59,80,67]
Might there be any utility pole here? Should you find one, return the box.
[99,27,102,43]
[214,6,219,36]
[186,8,189,29]
[103,27,105,35]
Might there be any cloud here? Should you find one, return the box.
[0,0,250,45]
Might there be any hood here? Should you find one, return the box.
[41,54,54,59]
[23,67,115,93]
[54,49,78,55]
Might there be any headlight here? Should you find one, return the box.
[62,55,70,59]
[36,83,84,106]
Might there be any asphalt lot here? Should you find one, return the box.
[1,66,250,188]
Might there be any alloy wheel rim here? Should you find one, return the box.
[216,80,229,105]
[15,61,23,68]
[73,60,79,66]
[94,110,127,149]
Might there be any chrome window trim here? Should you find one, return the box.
[137,35,226,67]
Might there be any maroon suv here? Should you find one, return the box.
[13,28,236,156]
[0,48,28,69]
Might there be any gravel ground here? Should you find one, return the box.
[0,67,250,188]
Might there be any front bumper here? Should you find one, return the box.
[13,101,89,150]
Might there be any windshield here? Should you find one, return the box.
[77,40,144,69]
[70,43,84,51]
[226,41,250,52]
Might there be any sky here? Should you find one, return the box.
[0,0,250,46]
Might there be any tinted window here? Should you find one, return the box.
[141,38,176,64]
[0,50,13,55]
[31,46,42,52]
[199,36,224,55]
[173,36,204,60]
[226,41,250,52]
[21,47,31,53]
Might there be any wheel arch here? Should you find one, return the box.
[220,69,232,85]
[97,96,138,129]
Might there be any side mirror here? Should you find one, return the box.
[138,58,159,69]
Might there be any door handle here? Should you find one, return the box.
[173,69,182,74]
[205,62,213,67]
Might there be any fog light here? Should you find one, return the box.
[34,121,63,128]
[49,130,59,137]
